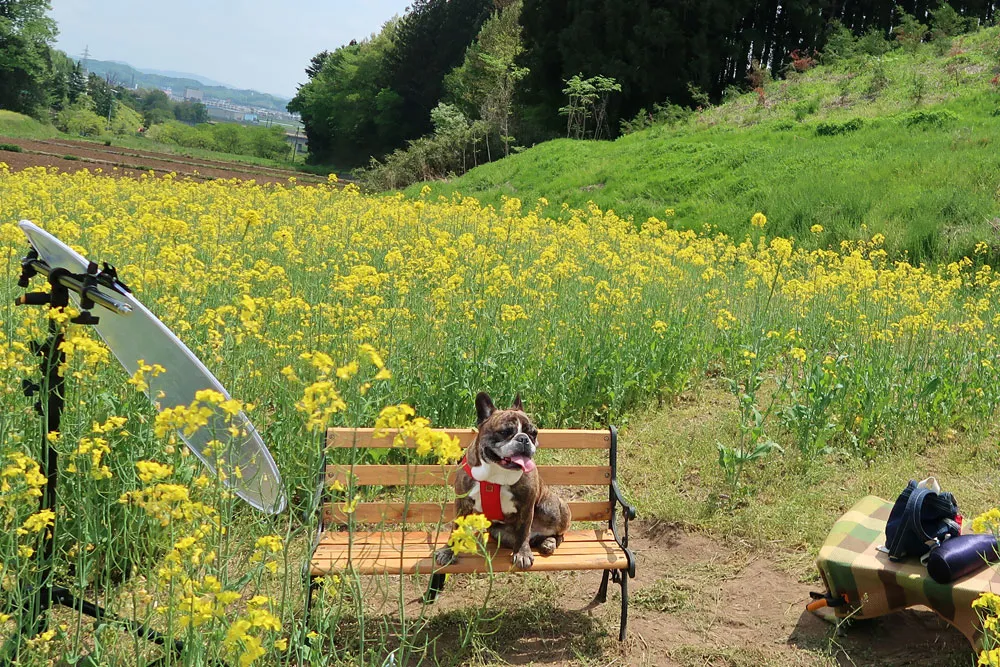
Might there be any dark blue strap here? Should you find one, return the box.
[908,487,933,540]
[888,486,930,557]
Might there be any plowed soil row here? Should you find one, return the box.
[0,137,327,185]
[16,137,326,182]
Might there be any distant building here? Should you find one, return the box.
[161,87,173,97]
[243,112,259,123]
[206,106,242,122]
[285,130,307,154]
[184,88,203,101]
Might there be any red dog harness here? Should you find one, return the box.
[461,456,505,521]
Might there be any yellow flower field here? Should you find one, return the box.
[3,165,1000,663]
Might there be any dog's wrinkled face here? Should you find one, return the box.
[475,392,537,473]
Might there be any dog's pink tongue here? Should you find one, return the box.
[510,455,536,473]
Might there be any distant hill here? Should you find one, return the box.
[137,67,233,89]
[84,58,290,112]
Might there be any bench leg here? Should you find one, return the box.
[423,573,447,604]
[618,571,629,641]
[592,569,611,606]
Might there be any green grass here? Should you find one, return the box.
[0,110,60,139]
[410,27,1000,262]
[102,133,309,171]
[621,384,1000,555]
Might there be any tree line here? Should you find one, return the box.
[291,0,997,175]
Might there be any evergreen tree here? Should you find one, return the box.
[445,0,528,155]
[384,0,493,144]
[87,72,114,120]
[68,60,86,103]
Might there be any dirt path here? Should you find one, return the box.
[376,525,974,666]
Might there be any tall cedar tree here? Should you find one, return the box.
[384,0,493,143]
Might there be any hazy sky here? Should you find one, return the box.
[50,0,413,99]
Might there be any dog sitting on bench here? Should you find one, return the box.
[435,392,571,569]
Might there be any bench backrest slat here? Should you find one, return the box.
[327,464,612,487]
[323,501,611,525]
[321,427,615,528]
[327,428,611,450]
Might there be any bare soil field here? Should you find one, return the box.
[377,526,972,666]
[0,136,329,185]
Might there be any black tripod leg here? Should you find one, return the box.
[423,573,447,603]
[618,571,629,641]
[305,576,318,619]
[0,584,53,666]
[592,569,610,606]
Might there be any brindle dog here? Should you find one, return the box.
[435,392,571,569]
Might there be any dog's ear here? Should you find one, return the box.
[475,392,496,426]
[511,393,524,412]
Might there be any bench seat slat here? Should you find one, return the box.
[322,500,611,525]
[327,465,612,487]
[327,428,611,450]
[314,541,620,558]
[310,529,628,576]
[314,528,616,546]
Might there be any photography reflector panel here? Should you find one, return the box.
[19,220,286,514]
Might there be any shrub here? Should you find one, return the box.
[792,99,820,122]
[858,28,893,56]
[109,104,143,137]
[815,118,864,136]
[747,59,771,89]
[244,126,291,160]
[909,72,928,104]
[864,58,890,99]
[900,108,959,127]
[359,119,491,190]
[0,143,23,152]
[895,9,929,52]
[930,2,977,40]
[821,20,857,63]
[788,49,817,72]
[620,101,691,135]
[55,105,105,137]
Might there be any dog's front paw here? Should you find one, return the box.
[512,549,534,570]
[434,547,456,567]
[538,536,558,555]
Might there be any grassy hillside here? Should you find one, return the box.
[411,27,1000,262]
[0,110,60,139]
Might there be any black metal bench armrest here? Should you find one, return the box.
[611,480,637,520]
[606,426,636,578]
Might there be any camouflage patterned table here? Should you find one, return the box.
[816,495,999,646]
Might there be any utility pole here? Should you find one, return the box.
[290,125,300,163]
[81,45,90,74]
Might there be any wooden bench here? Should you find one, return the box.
[306,426,637,640]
